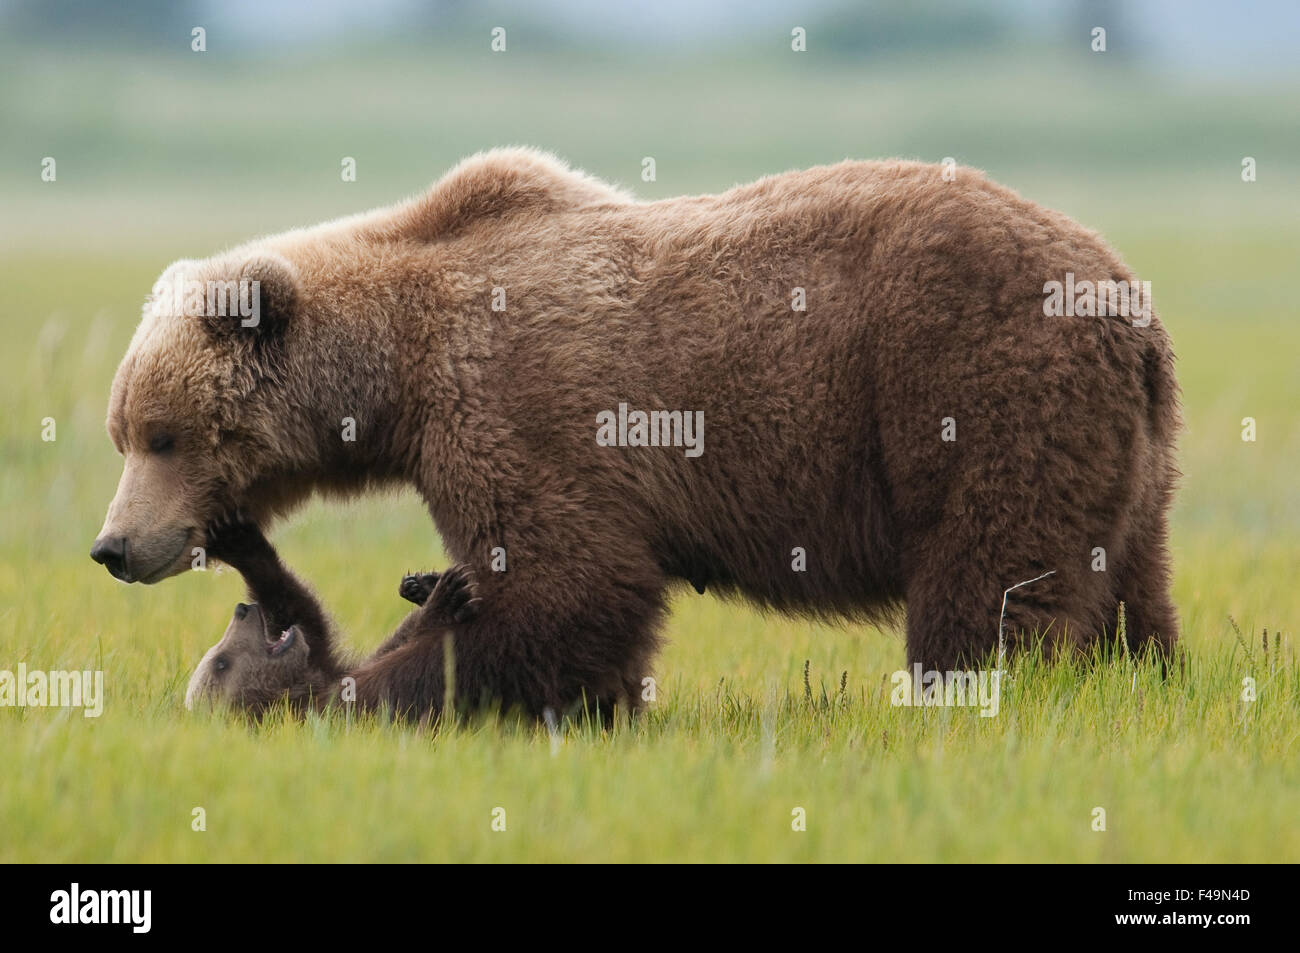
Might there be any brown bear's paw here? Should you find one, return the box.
[398,571,440,606]
[428,563,482,624]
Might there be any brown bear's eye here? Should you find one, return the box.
[149,434,175,453]
[213,656,229,674]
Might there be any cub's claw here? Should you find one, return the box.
[399,564,480,622]
[399,571,439,606]
[204,510,265,563]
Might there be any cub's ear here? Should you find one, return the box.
[196,252,299,344]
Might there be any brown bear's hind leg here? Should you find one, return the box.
[1111,512,1179,662]
[902,512,1110,672]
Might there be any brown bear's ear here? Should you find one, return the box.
[197,252,298,345]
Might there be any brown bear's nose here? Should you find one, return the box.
[90,536,128,579]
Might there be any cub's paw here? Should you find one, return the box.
[399,571,440,607]
[428,563,482,624]
[204,510,268,564]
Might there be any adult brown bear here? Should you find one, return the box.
[91,149,1180,717]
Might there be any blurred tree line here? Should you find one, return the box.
[3,0,1130,57]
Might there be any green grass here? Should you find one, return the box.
[1,46,1298,862]
[4,646,1298,863]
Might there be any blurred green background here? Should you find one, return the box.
[1,0,1297,861]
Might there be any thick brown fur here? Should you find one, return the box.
[97,148,1181,717]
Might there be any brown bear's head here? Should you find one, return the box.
[185,602,313,714]
[91,252,309,583]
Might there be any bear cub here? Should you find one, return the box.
[185,515,479,717]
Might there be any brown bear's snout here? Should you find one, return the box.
[89,535,129,580]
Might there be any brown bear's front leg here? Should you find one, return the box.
[355,542,667,722]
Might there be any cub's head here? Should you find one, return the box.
[91,252,305,583]
[185,602,312,714]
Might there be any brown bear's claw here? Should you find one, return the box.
[431,564,481,624]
